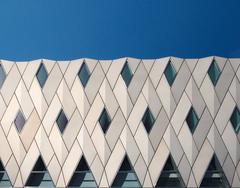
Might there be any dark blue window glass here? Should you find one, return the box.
[99,108,111,134]
[121,61,133,87]
[68,156,97,187]
[14,111,26,133]
[25,156,54,187]
[186,107,199,134]
[156,156,185,187]
[112,156,140,188]
[78,62,90,88]
[164,60,177,86]
[36,63,48,88]
[0,160,11,186]
[200,155,230,187]
[56,109,68,134]
[230,107,240,134]
[208,59,221,86]
[142,107,155,134]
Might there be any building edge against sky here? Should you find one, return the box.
[0,56,239,187]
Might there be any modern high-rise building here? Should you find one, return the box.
[0,56,239,187]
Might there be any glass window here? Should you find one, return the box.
[112,156,140,188]
[14,111,26,133]
[142,107,155,134]
[56,109,68,134]
[36,63,48,88]
[121,61,133,87]
[208,59,221,86]
[200,155,230,187]
[230,106,240,134]
[25,156,54,187]
[99,108,111,134]
[164,60,177,86]
[68,156,97,187]
[156,155,185,187]
[0,160,11,186]
[186,107,199,134]
[78,62,90,88]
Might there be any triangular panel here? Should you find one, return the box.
[25,156,54,187]
[112,155,141,188]
[68,155,97,187]
[200,155,230,188]
[156,155,185,187]
[0,160,11,186]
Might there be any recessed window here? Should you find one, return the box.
[121,61,133,87]
[208,59,221,86]
[142,107,155,134]
[230,107,240,134]
[0,160,11,186]
[164,60,177,86]
[200,155,230,187]
[98,108,111,134]
[112,155,140,188]
[156,155,185,187]
[25,156,54,187]
[56,109,68,134]
[14,111,26,133]
[0,64,6,89]
[36,63,48,88]
[68,156,97,187]
[186,107,199,134]
[78,62,90,88]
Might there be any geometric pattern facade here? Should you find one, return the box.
[0,56,239,187]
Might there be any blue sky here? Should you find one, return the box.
[0,0,239,61]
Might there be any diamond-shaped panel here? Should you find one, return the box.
[78,62,90,88]
[186,107,199,134]
[208,59,221,86]
[230,107,240,134]
[99,108,111,134]
[121,61,133,87]
[14,111,26,133]
[36,63,48,88]
[56,109,68,134]
[164,60,177,86]
[142,107,155,134]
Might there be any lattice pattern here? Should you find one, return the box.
[0,56,239,187]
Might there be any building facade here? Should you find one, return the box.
[0,56,239,187]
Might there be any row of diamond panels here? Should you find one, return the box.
[0,56,239,187]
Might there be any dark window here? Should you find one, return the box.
[14,111,26,133]
[200,155,230,187]
[56,109,68,134]
[112,155,140,188]
[156,155,185,187]
[0,160,11,186]
[121,61,133,87]
[25,156,54,187]
[208,59,221,86]
[68,156,97,187]
[230,107,240,134]
[78,62,90,88]
[164,60,177,86]
[186,107,199,134]
[98,108,111,134]
[36,63,48,88]
[142,107,155,134]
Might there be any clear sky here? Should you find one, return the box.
[0,0,239,61]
